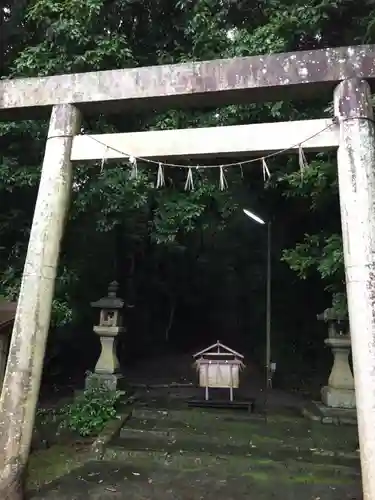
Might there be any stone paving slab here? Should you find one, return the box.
[29,459,362,500]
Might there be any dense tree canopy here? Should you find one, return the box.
[1,0,374,379]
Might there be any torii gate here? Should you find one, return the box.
[1,45,375,498]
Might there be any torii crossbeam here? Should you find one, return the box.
[1,45,375,499]
[1,44,375,118]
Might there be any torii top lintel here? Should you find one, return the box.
[1,45,375,119]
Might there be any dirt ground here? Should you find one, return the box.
[28,386,362,500]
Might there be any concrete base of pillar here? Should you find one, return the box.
[85,372,123,392]
[321,385,356,409]
[302,400,357,426]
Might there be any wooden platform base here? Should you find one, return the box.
[187,398,255,412]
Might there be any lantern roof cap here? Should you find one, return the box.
[317,307,348,323]
[91,281,124,309]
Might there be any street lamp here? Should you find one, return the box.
[243,208,272,389]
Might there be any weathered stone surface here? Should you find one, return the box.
[321,386,356,409]
[334,77,375,500]
[90,282,124,380]
[321,336,356,409]
[85,373,123,392]
[0,104,81,499]
[302,400,358,426]
[71,119,338,162]
[1,45,375,119]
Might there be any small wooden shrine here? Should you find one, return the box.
[193,340,245,401]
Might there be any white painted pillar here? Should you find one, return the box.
[335,78,375,500]
[0,104,81,497]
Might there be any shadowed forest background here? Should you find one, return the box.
[1,0,371,396]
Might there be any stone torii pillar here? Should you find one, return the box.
[0,104,81,498]
[335,78,375,500]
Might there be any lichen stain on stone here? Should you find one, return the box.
[2,45,375,116]
[298,67,309,78]
[335,79,373,120]
[344,142,358,194]
[369,270,375,325]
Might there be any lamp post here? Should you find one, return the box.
[243,209,272,389]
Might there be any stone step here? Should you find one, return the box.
[118,427,359,461]
[131,406,266,424]
[103,446,360,480]
[125,410,358,455]
[134,397,259,411]
[109,432,359,468]
[28,457,361,500]
[126,413,303,435]
[120,427,171,439]
[131,403,305,423]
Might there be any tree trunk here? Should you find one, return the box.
[165,297,176,342]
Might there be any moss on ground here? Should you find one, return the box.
[28,396,362,499]
[27,443,92,491]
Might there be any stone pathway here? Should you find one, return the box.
[30,392,362,499]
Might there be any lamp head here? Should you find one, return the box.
[243,208,266,225]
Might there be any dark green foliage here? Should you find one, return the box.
[59,385,123,437]
[2,0,375,342]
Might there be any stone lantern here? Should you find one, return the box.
[318,308,355,409]
[86,281,125,391]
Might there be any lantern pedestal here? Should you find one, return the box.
[94,326,123,374]
[302,308,357,425]
[85,281,125,392]
[85,372,123,392]
[321,337,355,409]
